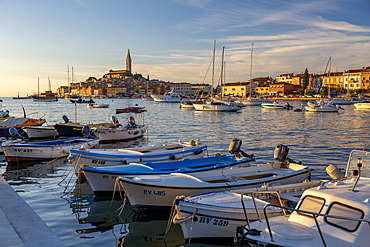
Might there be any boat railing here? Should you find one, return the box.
[240,191,289,229]
[257,203,370,246]
[344,150,370,178]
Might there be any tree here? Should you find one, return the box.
[86,77,97,81]
[302,68,309,94]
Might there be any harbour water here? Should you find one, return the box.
[0,97,369,246]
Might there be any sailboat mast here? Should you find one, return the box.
[249,43,254,97]
[37,77,40,96]
[48,77,51,91]
[211,40,216,96]
[220,46,225,99]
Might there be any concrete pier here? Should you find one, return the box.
[0,176,65,247]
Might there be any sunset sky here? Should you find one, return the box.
[0,0,369,96]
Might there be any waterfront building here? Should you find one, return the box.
[322,72,344,91]
[268,82,300,96]
[222,82,256,97]
[169,82,192,96]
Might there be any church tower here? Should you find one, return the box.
[126,49,132,72]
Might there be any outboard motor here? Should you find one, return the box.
[274,144,289,162]
[111,116,119,125]
[128,116,136,126]
[82,125,91,138]
[229,138,242,154]
[62,115,70,123]
[9,127,19,140]
[228,138,254,159]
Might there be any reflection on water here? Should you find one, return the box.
[0,98,369,246]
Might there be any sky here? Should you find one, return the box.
[0,0,369,97]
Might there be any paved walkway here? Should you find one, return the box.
[0,176,65,247]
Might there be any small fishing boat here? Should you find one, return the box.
[70,98,95,104]
[238,149,370,247]
[261,101,292,109]
[81,154,255,196]
[87,103,109,108]
[68,139,208,173]
[0,117,46,137]
[173,180,322,240]
[305,100,342,112]
[115,106,146,114]
[54,115,86,137]
[22,125,58,139]
[92,116,146,143]
[3,130,99,164]
[354,100,370,110]
[118,144,313,211]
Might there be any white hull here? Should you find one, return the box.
[193,103,241,112]
[151,93,182,103]
[119,163,312,210]
[22,126,58,139]
[354,102,370,109]
[304,105,339,112]
[174,180,321,239]
[4,138,99,163]
[69,141,207,172]
[241,98,265,106]
[94,125,146,143]
[87,103,109,108]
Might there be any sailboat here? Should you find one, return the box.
[193,41,242,112]
[323,57,352,105]
[242,43,266,106]
[33,77,58,102]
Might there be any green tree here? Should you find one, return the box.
[302,68,309,94]
[86,77,97,81]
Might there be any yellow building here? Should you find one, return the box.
[106,87,126,97]
[322,72,344,89]
[222,82,256,97]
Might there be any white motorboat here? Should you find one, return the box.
[193,98,242,112]
[22,125,58,139]
[151,90,183,103]
[173,180,322,240]
[118,144,313,211]
[87,103,109,108]
[305,99,342,112]
[261,101,292,109]
[68,139,208,173]
[241,97,266,106]
[81,153,255,196]
[238,149,370,247]
[92,116,146,143]
[3,135,99,164]
[354,100,370,110]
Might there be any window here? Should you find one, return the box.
[297,195,325,217]
[324,202,364,232]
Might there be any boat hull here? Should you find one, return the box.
[119,163,312,210]
[22,126,58,139]
[193,103,241,112]
[3,137,99,164]
[354,102,370,109]
[94,125,146,143]
[69,142,208,173]
[81,155,254,195]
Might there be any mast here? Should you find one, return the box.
[324,56,331,97]
[220,46,225,99]
[37,77,40,97]
[249,43,254,97]
[211,40,216,97]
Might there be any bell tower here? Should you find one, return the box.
[126,49,132,72]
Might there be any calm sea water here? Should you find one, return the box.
[0,97,369,247]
